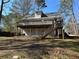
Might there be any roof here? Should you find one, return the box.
[19,15,62,22]
[46,12,61,16]
[17,12,63,27]
[20,11,62,21]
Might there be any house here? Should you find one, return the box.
[17,11,63,38]
[77,23,79,34]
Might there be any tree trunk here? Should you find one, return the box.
[0,0,4,24]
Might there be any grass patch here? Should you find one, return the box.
[0,37,79,59]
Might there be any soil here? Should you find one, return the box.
[0,37,79,59]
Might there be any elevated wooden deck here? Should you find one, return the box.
[64,31,79,39]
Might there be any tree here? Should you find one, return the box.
[60,0,78,35]
[3,13,15,32]
[2,0,34,32]
[34,0,47,10]
[11,0,33,16]
[59,0,72,16]
[2,13,23,32]
[0,0,10,25]
[59,0,77,20]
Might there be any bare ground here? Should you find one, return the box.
[0,36,79,59]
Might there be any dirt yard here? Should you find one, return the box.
[0,36,79,59]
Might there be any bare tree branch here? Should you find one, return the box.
[11,0,33,16]
[35,0,47,10]
[3,0,10,4]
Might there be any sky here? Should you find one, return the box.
[73,0,79,22]
[0,0,79,22]
[0,0,60,15]
[42,0,60,13]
